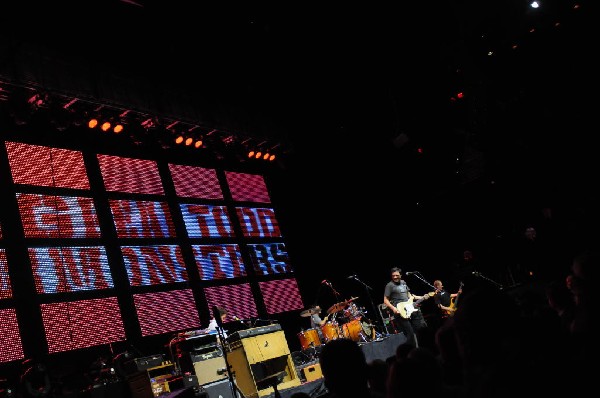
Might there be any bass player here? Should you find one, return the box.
[383,267,430,348]
[433,279,463,319]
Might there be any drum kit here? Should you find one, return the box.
[297,297,376,355]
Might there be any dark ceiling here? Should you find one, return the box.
[2,1,599,267]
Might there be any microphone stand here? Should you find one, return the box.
[409,272,435,290]
[472,271,504,290]
[350,275,382,339]
[213,308,246,398]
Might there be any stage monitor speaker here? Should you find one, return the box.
[193,354,228,385]
[202,380,234,398]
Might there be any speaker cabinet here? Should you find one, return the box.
[202,380,234,398]
[302,363,323,382]
[226,330,301,398]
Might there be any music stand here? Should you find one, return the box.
[212,306,246,398]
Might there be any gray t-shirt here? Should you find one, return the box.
[384,280,410,306]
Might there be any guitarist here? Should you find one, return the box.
[383,267,429,348]
[433,279,462,318]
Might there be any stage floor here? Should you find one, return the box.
[265,333,406,398]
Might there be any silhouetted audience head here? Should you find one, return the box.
[319,338,370,397]
[366,359,387,398]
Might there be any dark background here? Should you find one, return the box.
[1,0,599,383]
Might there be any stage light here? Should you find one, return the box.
[100,121,111,132]
[88,118,98,129]
[113,123,124,133]
[175,135,184,144]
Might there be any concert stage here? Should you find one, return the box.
[263,333,406,398]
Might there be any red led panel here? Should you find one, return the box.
[225,171,271,203]
[0,308,24,362]
[246,243,292,275]
[18,193,101,238]
[0,249,12,299]
[121,245,188,286]
[110,199,176,238]
[98,154,164,195]
[169,164,223,199]
[41,297,126,353]
[133,289,200,336]
[235,207,281,238]
[259,279,304,315]
[191,244,246,280]
[28,246,113,294]
[204,284,258,321]
[6,141,89,189]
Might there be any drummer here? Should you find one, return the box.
[308,305,327,341]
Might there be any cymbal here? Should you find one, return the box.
[327,297,359,314]
[300,307,320,317]
[327,302,345,314]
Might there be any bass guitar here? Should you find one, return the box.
[396,292,435,319]
[444,281,464,316]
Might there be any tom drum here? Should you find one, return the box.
[341,318,374,342]
[297,328,321,350]
[320,322,340,342]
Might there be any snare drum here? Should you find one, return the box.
[297,328,321,350]
[320,322,340,342]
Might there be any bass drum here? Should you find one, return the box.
[320,322,340,343]
[341,318,375,342]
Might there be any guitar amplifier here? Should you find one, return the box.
[192,348,228,386]
[122,354,165,375]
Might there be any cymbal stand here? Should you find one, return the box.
[349,275,383,339]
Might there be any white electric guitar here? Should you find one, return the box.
[396,292,435,319]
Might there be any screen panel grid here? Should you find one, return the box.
[0,308,24,362]
[191,244,246,280]
[1,139,300,364]
[259,279,304,315]
[6,142,90,189]
[18,193,101,238]
[41,297,126,353]
[204,284,258,321]
[133,289,201,336]
[28,246,113,294]
[169,164,223,199]
[98,154,164,195]
[0,249,12,299]
[225,171,271,203]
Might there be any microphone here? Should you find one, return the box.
[321,280,330,286]
[346,275,356,279]
[405,271,416,275]
[233,316,244,324]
